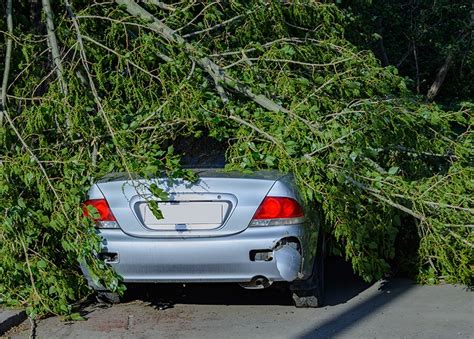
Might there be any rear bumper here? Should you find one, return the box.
[81,225,311,290]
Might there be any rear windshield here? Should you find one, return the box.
[174,136,227,169]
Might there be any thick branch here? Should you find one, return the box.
[344,175,426,221]
[115,0,290,113]
[42,0,67,96]
[0,0,13,127]
[42,0,72,132]
[427,54,452,101]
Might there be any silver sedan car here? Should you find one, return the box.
[81,169,325,307]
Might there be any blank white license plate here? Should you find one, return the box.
[140,201,227,230]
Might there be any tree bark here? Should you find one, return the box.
[426,54,452,101]
[42,0,67,96]
[42,0,72,131]
[1,0,13,127]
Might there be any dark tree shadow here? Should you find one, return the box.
[297,278,414,338]
[324,257,372,306]
[74,256,379,319]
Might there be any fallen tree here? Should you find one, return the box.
[0,0,472,316]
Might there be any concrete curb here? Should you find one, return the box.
[0,309,27,336]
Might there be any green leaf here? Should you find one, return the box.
[148,201,164,220]
[86,205,100,219]
[149,184,168,200]
[388,167,399,175]
[37,260,47,269]
[67,313,85,321]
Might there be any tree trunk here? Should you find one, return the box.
[426,54,452,101]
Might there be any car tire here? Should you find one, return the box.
[291,230,325,308]
[97,291,121,304]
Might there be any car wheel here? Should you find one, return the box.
[97,291,121,304]
[291,230,325,308]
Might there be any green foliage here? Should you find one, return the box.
[1,0,472,317]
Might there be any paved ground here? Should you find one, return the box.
[6,259,473,338]
[0,309,26,336]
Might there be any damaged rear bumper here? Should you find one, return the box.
[81,224,313,290]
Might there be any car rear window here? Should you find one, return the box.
[174,136,227,169]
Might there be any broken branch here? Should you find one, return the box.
[115,0,291,113]
[42,0,68,96]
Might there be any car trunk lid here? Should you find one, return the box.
[96,170,283,238]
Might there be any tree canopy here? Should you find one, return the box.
[0,0,472,317]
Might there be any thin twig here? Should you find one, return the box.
[140,82,187,125]
[284,20,321,33]
[397,43,414,68]
[448,230,474,248]
[82,35,165,79]
[305,128,362,157]
[185,60,195,80]
[227,114,281,147]
[209,37,342,57]
[423,201,473,213]
[30,42,78,101]
[374,145,457,159]
[19,236,47,315]
[2,109,68,216]
[174,1,217,32]
[222,57,352,70]
[65,0,134,179]
[183,13,245,38]
[7,47,50,92]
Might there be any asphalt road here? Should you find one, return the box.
[8,259,473,338]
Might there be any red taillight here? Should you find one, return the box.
[252,197,304,220]
[83,199,116,221]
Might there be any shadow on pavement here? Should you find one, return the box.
[117,256,373,310]
[324,257,372,306]
[298,278,414,338]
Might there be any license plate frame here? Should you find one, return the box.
[139,201,228,230]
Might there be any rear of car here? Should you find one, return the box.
[81,169,324,306]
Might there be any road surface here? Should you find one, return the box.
[7,259,473,338]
